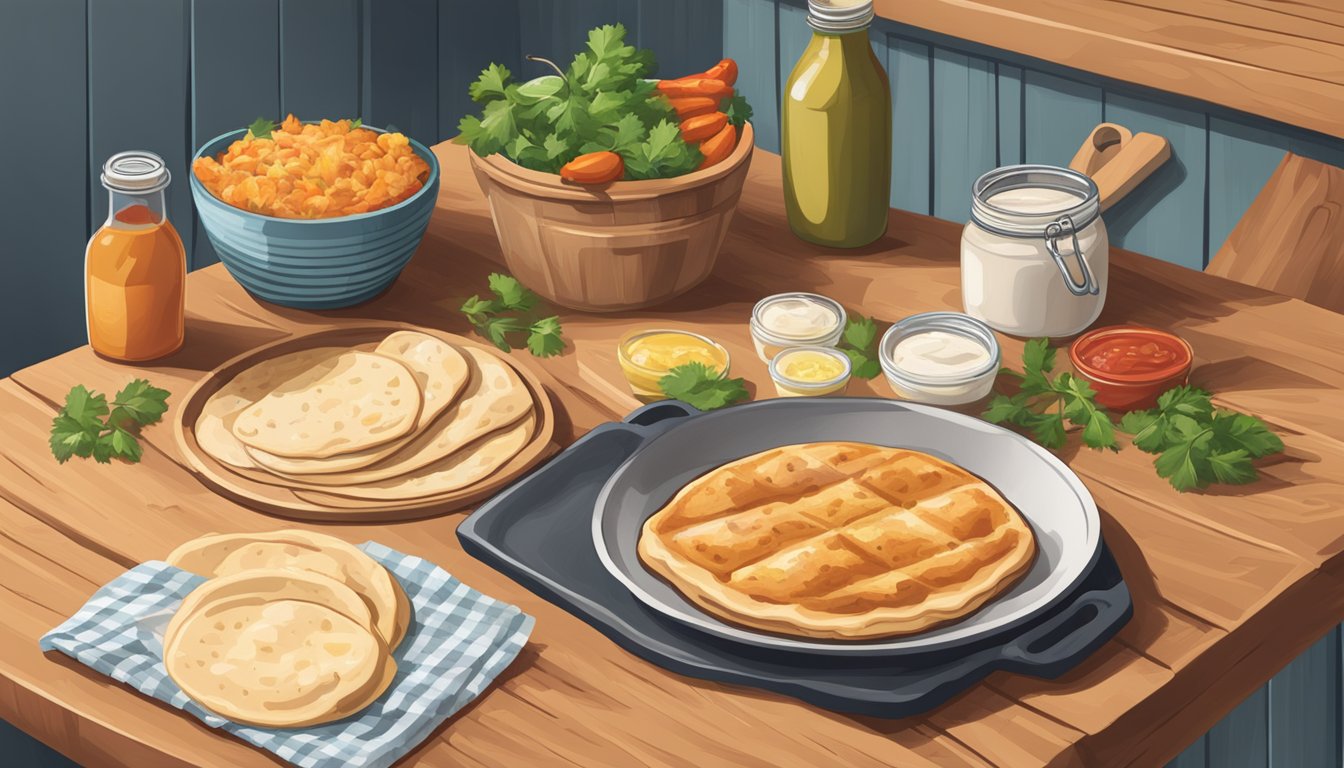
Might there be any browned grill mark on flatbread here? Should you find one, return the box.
[638,442,1037,639]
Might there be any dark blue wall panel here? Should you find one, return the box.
[281,0,362,121]
[636,0,724,81]
[439,2,522,143]
[363,0,439,146]
[722,0,778,153]
[88,0,193,250]
[518,0,638,80]
[0,0,89,374]
[190,0,281,270]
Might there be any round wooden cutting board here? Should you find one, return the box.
[174,323,556,522]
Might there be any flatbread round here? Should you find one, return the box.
[164,574,394,728]
[166,530,409,650]
[376,331,470,429]
[195,347,345,469]
[318,411,536,501]
[164,568,374,651]
[244,333,472,476]
[258,347,533,486]
[232,351,422,459]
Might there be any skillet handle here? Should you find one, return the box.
[624,400,702,427]
[996,579,1132,678]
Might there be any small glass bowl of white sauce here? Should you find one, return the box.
[879,312,1001,405]
[749,292,847,363]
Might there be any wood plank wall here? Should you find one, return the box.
[1,2,1343,766]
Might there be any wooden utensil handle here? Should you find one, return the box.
[1090,132,1171,211]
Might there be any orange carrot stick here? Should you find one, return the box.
[696,59,738,87]
[697,123,737,170]
[656,78,733,100]
[668,96,720,119]
[680,112,729,143]
[559,151,624,184]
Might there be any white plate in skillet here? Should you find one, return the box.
[592,398,1101,656]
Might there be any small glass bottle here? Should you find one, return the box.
[85,151,186,361]
[782,0,892,248]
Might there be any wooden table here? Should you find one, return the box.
[3,142,1344,768]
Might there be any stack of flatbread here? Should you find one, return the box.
[195,330,539,503]
[163,529,409,727]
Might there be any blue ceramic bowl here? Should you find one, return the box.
[190,126,440,309]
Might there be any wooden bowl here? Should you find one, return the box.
[468,123,755,312]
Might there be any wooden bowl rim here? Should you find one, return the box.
[470,122,755,202]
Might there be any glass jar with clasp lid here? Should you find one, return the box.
[960,165,1107,338]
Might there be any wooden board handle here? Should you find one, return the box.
[1069,123,1171,212]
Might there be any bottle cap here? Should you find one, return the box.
[807,0,875,31]
[101,151,171,193]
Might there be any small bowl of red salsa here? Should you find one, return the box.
[1068,325,1193,412]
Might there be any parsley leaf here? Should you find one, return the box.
[659,363,750,411]
[839,313,882,380]
[49,380,169,465]
[246,117,276,140]
[527,316,565,358]
[469,64,513,103]
[109,379,170,428]
[723,93,754,129]
[480,316,529,352]
[985,341,1119,451]
[489,272,539,312]
[460,273,565,357]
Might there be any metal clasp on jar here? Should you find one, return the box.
[1044,215,1099,296]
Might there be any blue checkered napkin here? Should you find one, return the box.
[40,542,534,768]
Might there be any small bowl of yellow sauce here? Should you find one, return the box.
[618,329,731,402]
[769,346,852,398]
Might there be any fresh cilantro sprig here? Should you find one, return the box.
[246,117,277,140]
[723,93,754,129]
[839,313,882,380]
[985,340,1284,491]
[49,379,170,465]
[984,339,1118,451]
[460,273,565,358]
[454,23,724,180]
[1119,386,1283,491]
[658,362,749,411]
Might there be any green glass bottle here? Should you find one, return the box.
[782,0,892,248]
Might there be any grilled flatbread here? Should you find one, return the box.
[164,571,394,728]
[638,443,1036,640]
[166,529,409,650]
[232,351,421,459]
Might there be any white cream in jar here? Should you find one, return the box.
[880,312,1000,406]
[961,165,1108,338]
[749,292,846,362]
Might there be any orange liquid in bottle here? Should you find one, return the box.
[85,204,186,361]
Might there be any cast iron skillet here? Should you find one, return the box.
[592,397,1101,657]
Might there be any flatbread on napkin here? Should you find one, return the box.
[163,568,375,650]
[317,411,537,501]
[232,351,422,459]
[195,347,345,469]
[164,571,395,728]
[245,333,472,476]
[166,529,410,650]
[260,347,534,486]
